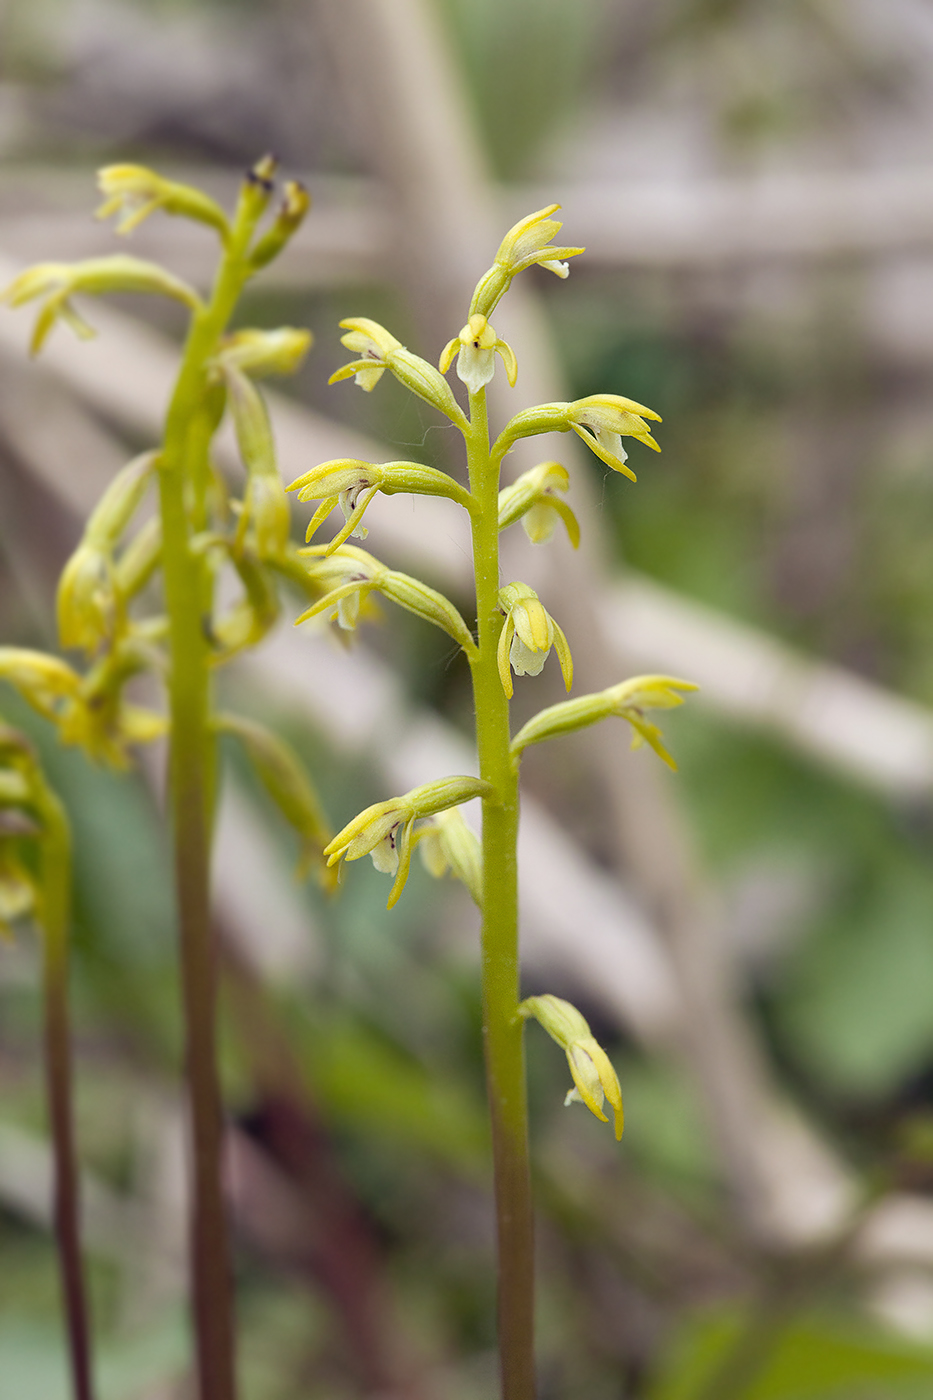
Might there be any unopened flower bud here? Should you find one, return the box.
[239,154,279,225]
[214,327,312,379]
[224,365,290,559]
[249,181,311,270]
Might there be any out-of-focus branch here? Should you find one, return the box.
[12,165,933,275]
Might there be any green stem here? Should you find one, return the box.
[157,187,263,1400]
[466,387,535,1400]
[36,785,95,1400]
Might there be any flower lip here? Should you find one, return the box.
[439,314,518,395]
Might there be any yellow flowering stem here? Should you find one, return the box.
[33,779,96,1400]
[465,385,535,1400]
[157,174,269,1400]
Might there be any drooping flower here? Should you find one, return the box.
[1,256,201,355]
[497,461,579,548]
[497,582,572,699]
[325,776,491,908]
[518,994,624,1139]
[95,164,230,238]
[416,806,482,906]
[296,544,385,632]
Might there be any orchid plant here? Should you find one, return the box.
[1,159,335,1400]
[288,203,696,1399]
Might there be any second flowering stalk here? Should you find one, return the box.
[290,203,695,1399]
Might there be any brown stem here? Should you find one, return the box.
[38,788,95,1400]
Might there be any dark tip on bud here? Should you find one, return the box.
[282,180,311,222]
[248,153,279,190]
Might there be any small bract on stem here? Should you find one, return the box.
[289,202,695,1400]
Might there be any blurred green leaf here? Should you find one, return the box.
[0,1312,187,1400]
[777,856,933,1099]
[440,0,608,177]
[649,1307,933,1400]
[305,1014,489,1173]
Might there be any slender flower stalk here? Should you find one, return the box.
[0,728,94,1400]
[155,189,264,1400]
[36,782,94,1400]
[464,384,535,1399]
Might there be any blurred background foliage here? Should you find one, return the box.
[5,0,933,1397]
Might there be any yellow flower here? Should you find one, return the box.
[325,776,491,909]
[569,395,661,479]
[2,256,201,355]
[330,318,468,426]
[439,314,517,395]
[329,317,402,392]
[96,164,229,238]
[497,461,579,548]
[296,544,384,632]
[493,394,661,482]
[57,544,116,653]
[496,205,582,276]
[518,994,624,1139]
[416,807,482,905]
[287,458,471,552]
[510,674,698,769]
[471,205,584,318]
[497,582,572,700]
[212,327,312,378]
